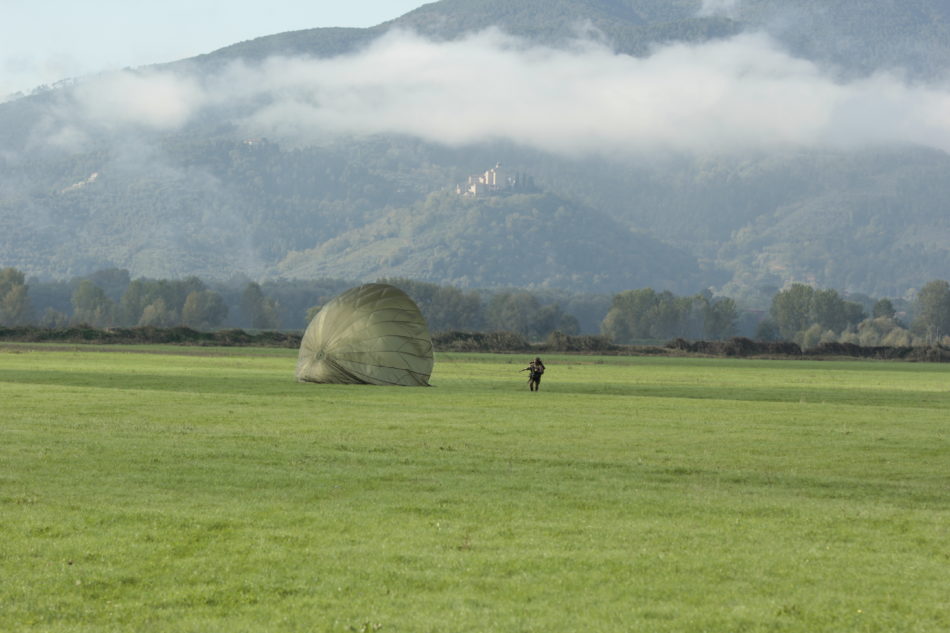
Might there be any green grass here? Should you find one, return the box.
[1,347,948,632]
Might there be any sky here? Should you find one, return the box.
[1,0,428,99]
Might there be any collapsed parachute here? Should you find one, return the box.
[295,283,434,386]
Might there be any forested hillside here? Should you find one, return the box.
[2,0,950,300]
[275,190,705,292]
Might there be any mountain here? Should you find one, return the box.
[275,190,707,293]
[191,0,950,79]
[2,0,950,299]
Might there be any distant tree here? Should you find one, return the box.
[486,292,541,338]
[87,268,131,302]
[485,292,576,340]
[39,308,69,328]
[118,277,206,327]
[71,280,115,327]
[801,324,825,350]
[872,298,896,319]
[601,288,659,342]
[601,288,735,342]
[811,289,848,333]
[837,328,857,345]
[118,280,151,326]
[769,284,863,342]
[703,296,738,340]
[259,279,353,330]
[169,277,207,310]
[770,284,814,340]
[138,298,178,327]
[241,282,280,329]
[841,301,866,329]
[755,318,781,341]
[857,316,905,347]
[381,278,483,332]
[600,308,631,343]
[649,291,689,340]
[0,267,33,326]
[534,304,580,338]
[881,327,913,347]
[912,280,950,343]
[22,279,72,320]
[181,290,228,330]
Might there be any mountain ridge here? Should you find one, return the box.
[176,0,950,80]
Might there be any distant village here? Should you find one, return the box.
[456,163,537,197]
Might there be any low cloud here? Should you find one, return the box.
[73,71,205,130]
[37,28,950,156]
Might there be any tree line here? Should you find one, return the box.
[757,282,950,347]
[3,267,950,347]
[0,269,586,339]
[600,289,738,343]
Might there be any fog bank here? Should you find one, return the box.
[39,28,950,156]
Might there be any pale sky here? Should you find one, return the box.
[1,0,429,99]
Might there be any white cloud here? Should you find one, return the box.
[36,28,950,156]
[73,71,206,130]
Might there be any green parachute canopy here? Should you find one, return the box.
[295,283,434,386]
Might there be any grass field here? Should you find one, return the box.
[1,344,948,632]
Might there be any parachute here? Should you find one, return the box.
[295,283,434,386]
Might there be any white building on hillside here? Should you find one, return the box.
[456,163,512,197]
